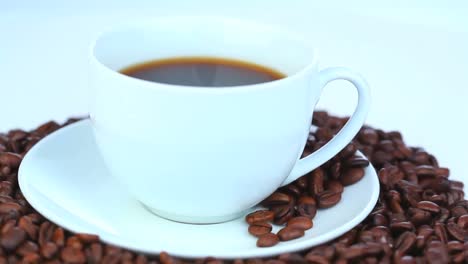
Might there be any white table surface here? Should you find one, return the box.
[1,1,467,185]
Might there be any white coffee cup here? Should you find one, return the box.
[89,17,370,224]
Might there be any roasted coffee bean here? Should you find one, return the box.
[338,143,357,160]
[16,241,39,257]
[0,212,18,224]
[386,131,402,140]
[304,254,328,264]
[245,210,274,224]
[415,165,436,176]
[0,202,21,214]
[448,191,463,206]
[378,140,395,152]
[35,121,60,136]
[450,205,468,218]
[8,130,28,142]
[346,156,370,168]
[408,208,431,225]
[421,189,436,201]
[273,206,294,225]
[38,222,54,247]
[364,242,383,255]
[61,246,86,263]
[87,243,103,263]
[318,245,337,260]
[372,150,393,165]
[395,231,416,256]
[377,168,391,187]
[359,128,379,145]
[308,169,324,195]
[434,167,449,177]
[296,195,317,219]
[329,162,341,180]
[41,242,58,259]
[1,219,15,234]
[424,241,449,264]
[287,217,313,230]
[399,160,415,174]
[248,222,272,237]
[159,251,176,264]
[405,172,417,184]
[100,255,122,264]
[396,142,412,159]
[0,153,22,168]
[430,177,450,193]
[312,111,328,126]
[446,241,464,253]
[372,213,388,226]
[277,227,305,241]
[340,167,365,186]
[390,221,414,233]
[18,216,38,240]
[434,223,448,243]
[280,184,301,198]
[426,194,445,205]
[294,176,308,190]
[397,256,416,264]
[436,208,450,223]
[405,193,423,211]
[450,180,464,191]
[76,233,99,244]
[328,116,347,129]
[297,195,316,206]
[256,233,279,247]
[326,180,344,193]
[370,227,393,246]
[26,213,42,224]
[358,230,374,243]
[390,212,407,223]
[134,254,147,264]
[311,141,327,153]
[315,127,333,141]
[388,190,404,214]
[338,243,372,259]
[262,192,291,207]
[277,253,307,264]
[0,181,13,196]
[416,225,434,249]
[446,222,466,242]
[457,214,468,229]
[452,252,465,263]
[411,150,429,165]
[0,227,26,251]
[103,244,121,256]
[271,204,290,219]
[317,191,341,208]
[21,253,40,263]
[395,180,422,194]
[417,201,440,213]
[66,236,83,250]
[51,228,65,248]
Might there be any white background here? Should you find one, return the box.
[1,1,467,184]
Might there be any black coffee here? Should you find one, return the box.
[119,57,286,87]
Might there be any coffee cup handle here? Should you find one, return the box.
[281,67,371,186]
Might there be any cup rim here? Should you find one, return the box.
[90,16,318,92]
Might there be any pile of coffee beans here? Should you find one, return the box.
[245,124,369,247]
[0,112,466,263]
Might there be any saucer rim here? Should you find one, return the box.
[18,119,380,259]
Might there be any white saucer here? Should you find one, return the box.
[18,120,379,258]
